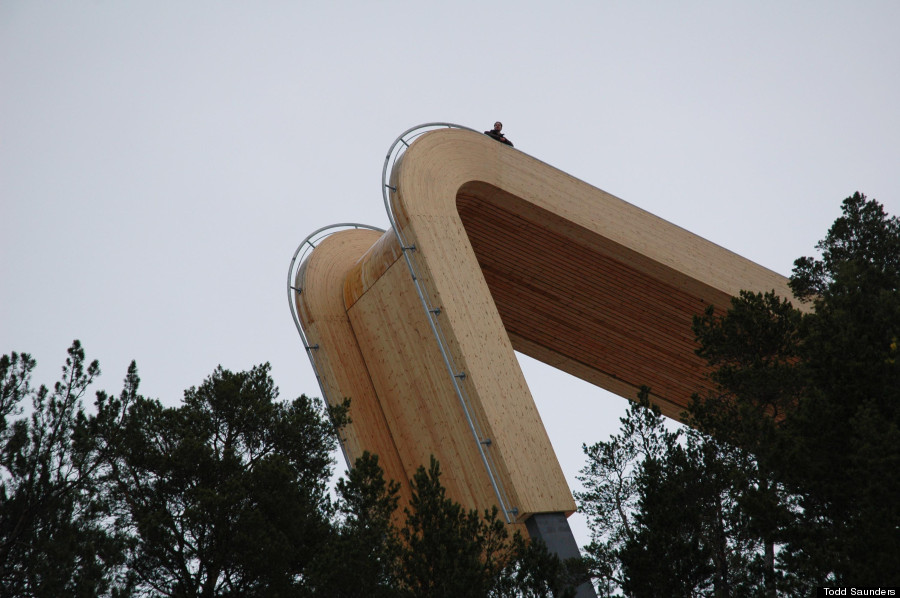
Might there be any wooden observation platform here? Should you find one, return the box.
[291,126,794,529]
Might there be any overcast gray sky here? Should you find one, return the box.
[2,1,898,546]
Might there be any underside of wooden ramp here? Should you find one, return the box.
[294,128,794,523]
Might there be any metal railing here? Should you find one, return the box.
[381,123,518,523]
[286,124,518,523]
[287,223,385,467]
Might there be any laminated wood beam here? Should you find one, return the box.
[293,128,798,524]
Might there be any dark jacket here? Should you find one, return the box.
[484,129,513,147]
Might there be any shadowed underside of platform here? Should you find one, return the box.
[457,182,722,418]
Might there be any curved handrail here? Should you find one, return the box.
[380,123,518,523]
[381,122,478,239]
[286,124,517,522]
[287,222,385,466]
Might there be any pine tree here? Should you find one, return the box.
[578,192,900,593]
[579,390,762,597]
[396,457,517,597]
[576,388,669,595]
[308,451,402,598]
[782,192,900,585]
[94,363,340,597]
[0,341,126,597]
[690,290,805,596]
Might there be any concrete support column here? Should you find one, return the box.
[525,512,597,598]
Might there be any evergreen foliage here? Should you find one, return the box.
[0,342,126,597]
[396,457,578,598]
[312,452,579,598]
[92,362,339,597]
[578,193,899,595]
[307,451,401,598]
[783,192,900,585]
[578,391,766,596]
[0,346,578,597]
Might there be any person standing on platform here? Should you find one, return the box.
[484,121,513,146]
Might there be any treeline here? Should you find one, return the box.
[0,348,581,597]
[2,193,896,597]
[577,193,900,595]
